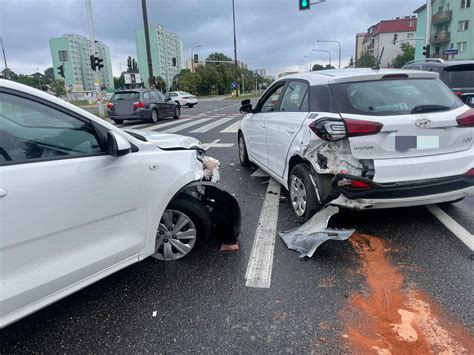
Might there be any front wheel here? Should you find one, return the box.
[113,119,124,125]
[153,194,211,261]
[187,103,195,108]
[173,105,181,119]
[238,133,251,167]
[150,108,159,123]
[289,164,322,221]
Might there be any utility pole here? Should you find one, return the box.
[232,0,238,97]
[0,37,7,71]
[86,0,104,118]
[425,0,432,47]
[141,0,155,88]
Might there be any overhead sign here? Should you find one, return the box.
[444,49,459,55]
[124,73,141,84]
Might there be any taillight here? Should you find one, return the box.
[464,168,474,177]
[133,101,145,109]
[456,109,474,127]
[309,118,347,141]
[344,118,383,137]
[337,177,373,190]
[106,102,114,109]
[453,90,463,97]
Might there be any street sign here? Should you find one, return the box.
[231,80,238,89]
[444,49,459,55]
[124,73,141,84]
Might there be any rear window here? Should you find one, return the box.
[441,65,474,88]
[332,79,462,116]
[111,92,140,101]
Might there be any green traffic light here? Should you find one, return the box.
[302,0,308,5]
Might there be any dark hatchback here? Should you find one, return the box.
[107,89,181,125]
[403,60,474,107]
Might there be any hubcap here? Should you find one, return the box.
[152,110,158,121]
[153,209,197,261]
[290,175,307,217]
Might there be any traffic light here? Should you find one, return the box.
[422,45,431,58]
[172,57,177,66]
[96,57,104,71]
[193,54,199,64]
[57,64,65,78]
[392,33,398,45]
[90,55,96,71]
[299,0,311,10]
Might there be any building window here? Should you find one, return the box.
[407,33,414,39]
[58,50,68,62]
[458,20,469,31]
[457,41,467,52]
[409,20,415,27]
[461,0,471,9]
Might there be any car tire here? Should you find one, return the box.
[289,163,322,221]
[238,132,251,167]
[152,194,211,261]
[173,105,181,119]
[188,104,195,108]
[150,108,159,123]
[113,119,124,125]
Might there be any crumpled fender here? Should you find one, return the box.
[171,181,241,244]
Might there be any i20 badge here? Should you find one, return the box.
[415,118,431,128]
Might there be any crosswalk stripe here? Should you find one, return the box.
[190,116,238,133]
[159,117,215,133]
[220,120,241,133]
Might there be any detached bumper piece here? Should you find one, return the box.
[332,173,474,199]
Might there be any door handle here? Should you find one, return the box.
[0,188,7,197]
[286,128,296,134]
[260,123,267,129]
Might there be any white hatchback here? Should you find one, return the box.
[0,79,239,328]
[167,91,198,108]
[238,69,474,219]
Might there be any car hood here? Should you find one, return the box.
[124,129,204,150]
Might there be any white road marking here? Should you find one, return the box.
[161,117,215,133]
[220,120,241,133]
[426,205,474,251]
[190,116,237,133]
[202,139,234,149]
[251,168,270,178]
[245,179,281,289]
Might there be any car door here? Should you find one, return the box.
[142,91,153,117]
[244,81,286,167]
[0,90,147,321]
[266,80,310,177]
[158,90,174,116]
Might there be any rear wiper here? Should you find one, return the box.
[411,105,451,114]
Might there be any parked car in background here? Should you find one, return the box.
[0,79,240,328]
[167,91,198,108]
[238,69,474,220]
[403,59,474,107]
[107,89,180,125]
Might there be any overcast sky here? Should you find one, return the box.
[0,0,423,77]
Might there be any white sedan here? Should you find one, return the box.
[0,79,239,328]
[238,69,474,220]
[167,91,198,108]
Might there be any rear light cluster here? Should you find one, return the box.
[456,109,474,127]
[106,103,114,109]
[464,169,474,177]
[337,177,373,190]
[309,118,383,142]
[133,101,145,109]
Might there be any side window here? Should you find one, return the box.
[150,91,160,101]
[0,93,103,165]
[259,84,285,113]
[143,92,151,100]
[280,81,309,112]
[157,91,167,100]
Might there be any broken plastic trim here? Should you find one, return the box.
[174,181,241,244]
[279,206,355,258]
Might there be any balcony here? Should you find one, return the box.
[430,31,450,44]
[432,10,452,24]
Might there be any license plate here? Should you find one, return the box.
[395,136,440,151]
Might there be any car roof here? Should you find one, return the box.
[404,59,474,68]
[278,68,439,85]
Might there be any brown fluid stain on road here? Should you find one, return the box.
[342,233,474,354]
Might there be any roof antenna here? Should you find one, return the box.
[372,47,384,70]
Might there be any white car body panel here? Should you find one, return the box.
[0,79,209,328]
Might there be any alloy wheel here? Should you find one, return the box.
[290,175,307,217]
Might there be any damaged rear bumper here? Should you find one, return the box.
[331,174,474,210]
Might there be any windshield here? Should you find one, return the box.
[111,92,140,101]
[332,79,462,116]
[442,65,474,88]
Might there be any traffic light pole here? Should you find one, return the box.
[86,0,104,118]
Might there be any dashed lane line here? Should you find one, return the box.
[426,204,474,251]
[220,120,241,133]
[245,179,281,289]
[160,117,215,133]
[190,116,238,133]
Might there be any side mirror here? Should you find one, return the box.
[107,131,131,157]
[240,99,253,114]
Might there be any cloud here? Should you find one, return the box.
[0,0,423,76]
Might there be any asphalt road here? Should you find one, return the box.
[1,98,473,353]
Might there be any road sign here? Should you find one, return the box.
[231,80,238,89]
[124,73,141,84]
[444,49,459,55]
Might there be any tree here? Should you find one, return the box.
[114,74,125,89]
[50,79,66,97]
[356,50,377,68]
[391,43,415,68]
[126,56,138,73]
[44,67,54,82]
[155,76,166,92]
[311,64,335,71]
[348,56,355,68]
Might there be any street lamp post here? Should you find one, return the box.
[312,49,332,67]
[304,55,311,71]
[191,45,202,72]
[317,40,341,69]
